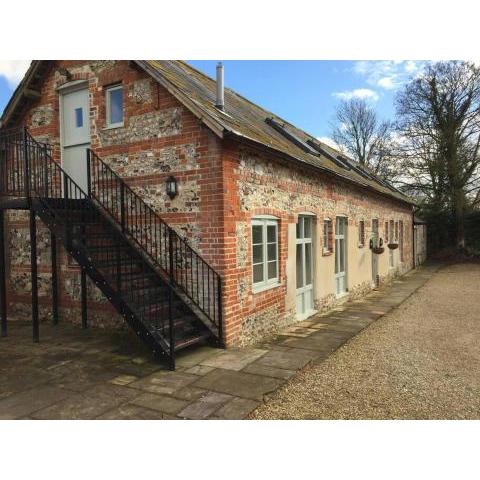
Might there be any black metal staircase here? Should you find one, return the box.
[0,128,223,369]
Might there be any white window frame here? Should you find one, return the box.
[358,219,365,247]
[388,219,395,268]
[323,218,332,254]
[335,216,348,296]
[252,217,280,293]
[105,84,124,129]
[399,220,404,263]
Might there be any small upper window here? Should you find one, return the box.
[106,85,124,128]
[75,107,83,128]
[358,220,365,247]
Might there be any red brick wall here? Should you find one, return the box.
[5,60,224,327]
[219,141,414,346]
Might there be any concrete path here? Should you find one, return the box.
[0,265,438,419]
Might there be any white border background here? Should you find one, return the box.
[1,0,479,478]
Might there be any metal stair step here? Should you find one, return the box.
[78,231,114,239]
[127,282,166,294]
[174,331,211,352]
[85,244,131,253]
[138,296,186,312]
[94,258,142,269]
[148,316,191,333]
[121,270,159,282]
[133,291,170,307]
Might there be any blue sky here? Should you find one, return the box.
[0,60,424,144]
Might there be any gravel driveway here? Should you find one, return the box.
[251,263,480,419]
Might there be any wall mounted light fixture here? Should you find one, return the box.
[166,175,178,199]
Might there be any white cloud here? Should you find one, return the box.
[352,60,426,91]
[404,61,417,73]
[333,88,379,102]
[0,60,30,88]
[377,76,396,89]
[316,136,341,150]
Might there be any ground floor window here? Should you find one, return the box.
[252,217,279,292]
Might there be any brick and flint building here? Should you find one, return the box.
[0,61,422,364]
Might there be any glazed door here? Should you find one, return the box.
[335,217,347,295]
[296,216,314,319]
[61,87,90,193]
[371,219,379,285]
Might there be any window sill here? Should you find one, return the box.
[103,123,124,131]
[252,282,281,295]
[322,250,333,256]
[358,244,365,248]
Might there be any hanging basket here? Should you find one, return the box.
[388,242,399,250]
[372,246,385,254]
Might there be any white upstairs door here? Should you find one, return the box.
[296,216,314,319]
[335,216,347,295]
[371,219,379,286]
[61,87,90,193]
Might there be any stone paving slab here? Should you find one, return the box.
[199,348,267,371]
[97,404,167,420]
[174,345,219,369]
[131,392,189,416]
[178,392,234,419]
[128,371,199,396]
[193,368,282,401]
[242,362,296,380]
[0,264,440,419]
[0,366,57,396]
[171,386,208,402]
[31,384,140,420]
[0,385,72,419]
[255,347,319,370]
[184,365,216,376]
[213,397,260,420]
[279,334,351,352]
[48,361,120,392]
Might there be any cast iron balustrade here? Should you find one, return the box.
[87,149,223,336]
[0,127,223,369]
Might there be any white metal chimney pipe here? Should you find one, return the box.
[215,62,224,110]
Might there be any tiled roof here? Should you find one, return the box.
[139,60,414,205]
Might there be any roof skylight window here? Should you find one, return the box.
[265,117,318,155]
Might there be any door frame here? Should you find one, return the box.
[371,218,379,286]
[58,80,90,194]
[335,215,348,296]
[295,214,316,319]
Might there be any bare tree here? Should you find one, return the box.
[331,98,396,180]
[396,61,480,249]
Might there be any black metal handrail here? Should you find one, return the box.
[0,127,223,361]
[87,149,223,337]
[22,130,179,364]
